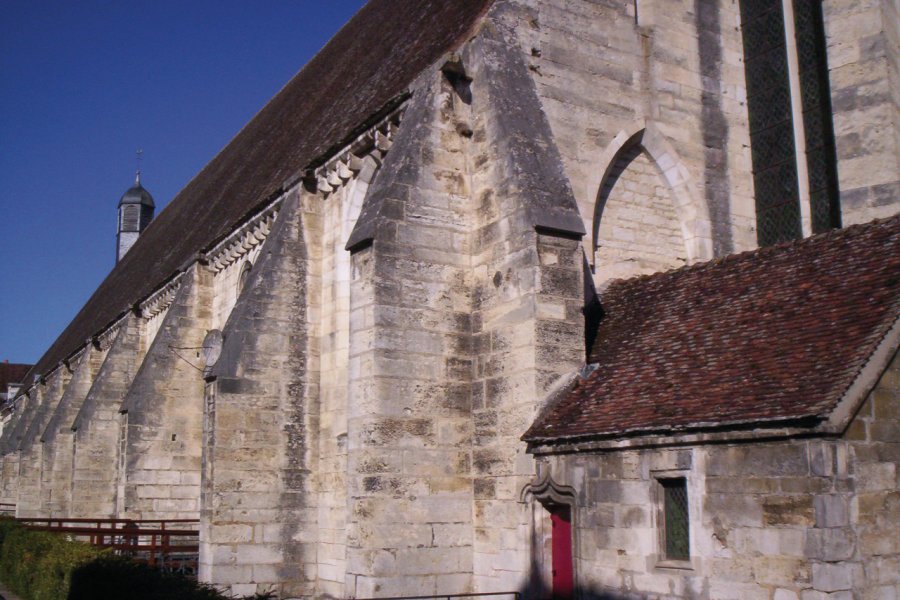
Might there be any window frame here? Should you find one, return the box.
[652,470,694,570]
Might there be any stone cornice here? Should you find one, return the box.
[139,274,184,320]
[310,106,404,197]
[92,318,125,352]
[205,205,279,274]
[14,103,409,402]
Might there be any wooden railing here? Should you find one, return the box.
[17,518,199,575]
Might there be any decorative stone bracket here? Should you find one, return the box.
[308,106,405,197]
[139,274,184,320]
[205,208,279,274]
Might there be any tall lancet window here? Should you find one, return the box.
[740,0,841,247]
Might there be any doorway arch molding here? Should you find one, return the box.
[520,467,577,506]
[521,466,578,597]
[587,118,714,266]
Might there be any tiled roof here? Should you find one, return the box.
[0,363,31,391]
[27,0,493,381]
[525,215,900,443]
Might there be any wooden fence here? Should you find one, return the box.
[17,517,199,575]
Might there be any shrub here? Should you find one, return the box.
[69,556,280,600]
[0,518,105,600]
[0,518,278,600]
[68,556,224,600]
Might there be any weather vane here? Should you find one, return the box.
[136,148,144,181]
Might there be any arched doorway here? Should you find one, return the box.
[521,470,577,599]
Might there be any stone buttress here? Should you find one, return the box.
[70,314,146,517]
[200,190,317,598]
[463,13,586,591]
[16,367,70,517]
[40,343,110,517]
[344,74,478,598]
[118,264,211,519]
[0,387,35,506]
[339,12,585,593]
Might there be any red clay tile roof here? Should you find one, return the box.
[27,0,493,381]
[525,215,900,444]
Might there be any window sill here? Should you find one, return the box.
[654,558,694,571]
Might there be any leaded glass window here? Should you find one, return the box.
[741,0,802,246]
[661,478,690,561]
[741,0,841,246]
[793,0,841,233]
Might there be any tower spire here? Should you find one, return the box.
[117,160,155,264]
[135,148,144,184]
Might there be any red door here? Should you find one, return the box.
[550,505,573,599]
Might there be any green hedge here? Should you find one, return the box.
[0,518,276,600]
[0,518,105,600]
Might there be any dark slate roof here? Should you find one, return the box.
[118,173,155,208]
[28,0,493,381]
[525,215,900,444]
[0,363,31,391]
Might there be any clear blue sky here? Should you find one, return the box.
[0,0,367,364]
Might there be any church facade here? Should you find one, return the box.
[1,0,897,598]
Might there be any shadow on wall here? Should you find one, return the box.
[582,254,604,362]
[518,556,650,600]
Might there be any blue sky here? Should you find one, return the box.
[0,0,367,363]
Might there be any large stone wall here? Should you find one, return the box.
[516,0,753,262]
[0,1,897,597]
[824,0,900,224]
[534,350,899,599]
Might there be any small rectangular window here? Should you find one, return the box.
[660,478,690,561]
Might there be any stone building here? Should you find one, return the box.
[0,362,31,439]
[524,219,899,599]
[0,0,897,598]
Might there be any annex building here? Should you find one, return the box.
[1,0,897,598]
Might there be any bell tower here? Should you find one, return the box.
[116,171,155,263]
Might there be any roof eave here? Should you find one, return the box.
[525,415,827,455]
[819,312,900,435]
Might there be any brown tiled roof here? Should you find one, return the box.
[28,0,493,380]
[525,215,900,443]
[0,363,31,391]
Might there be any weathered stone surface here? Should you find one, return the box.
[3,1,897,598]
[70,314,147,517]
[39,344,108,517]
[534,350,900,598]
[119,266,210,519]
[201,190,318,598]
[17,369,69,517]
